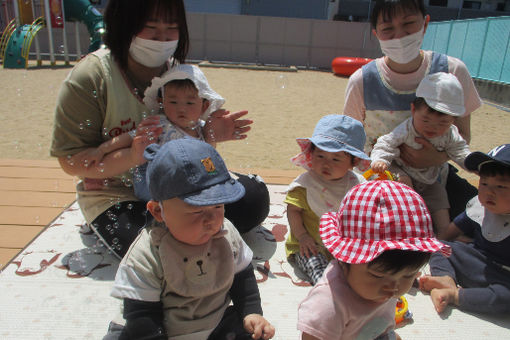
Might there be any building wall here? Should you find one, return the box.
[336,0,510,21]
[184,0,242,14]
[241,0,330,20]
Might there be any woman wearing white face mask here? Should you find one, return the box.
[344,0,482,220]
[51,0,268,260]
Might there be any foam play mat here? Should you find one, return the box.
[1,184,509,339]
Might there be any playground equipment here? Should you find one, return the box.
[0,0,104,68]
[331,57,372,77]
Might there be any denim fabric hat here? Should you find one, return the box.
[465,144,510,172]
[291,114,370,170]
[144,137,245,205]
[320,180,451,264]
[416,72,465,117]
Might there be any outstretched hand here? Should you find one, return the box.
[204,109,252,143]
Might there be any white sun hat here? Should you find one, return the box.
[416,72,465,117]
[143,64,225,120]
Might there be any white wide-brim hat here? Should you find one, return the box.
[143,64,225,120]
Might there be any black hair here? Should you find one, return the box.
[370,0,426,29]
[103,0,189,70]
[366,249,431,274]
[310,143,357,166]
[479,161,510,178]
[412,97,453,118]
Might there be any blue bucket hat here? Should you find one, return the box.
[465,144,510,172]
[291,115,370,169]
[145,138,245,205]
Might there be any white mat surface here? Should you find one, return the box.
[1,184,509,339]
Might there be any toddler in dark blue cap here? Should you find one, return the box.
[285,114,370,285]
[110,138,275,339]
[419,144,510,315]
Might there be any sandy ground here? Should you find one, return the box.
[0,60,508,184]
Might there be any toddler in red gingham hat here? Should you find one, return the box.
[298,180,450,340]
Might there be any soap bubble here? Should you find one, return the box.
[276,74,287,89]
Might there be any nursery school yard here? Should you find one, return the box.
[0,61,510,339]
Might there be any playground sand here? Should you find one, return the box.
[0,61,508,184]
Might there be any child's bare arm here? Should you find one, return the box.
[287,204,318,257]
[98,133,133,155]
[58,117,162,178]
[71,130,134,169]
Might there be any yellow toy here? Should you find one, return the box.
[395,296,412,324]
[362,169,395,181]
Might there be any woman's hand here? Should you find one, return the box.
[399,137,447,168]
[204,109,253,143]
[72,147,105,169]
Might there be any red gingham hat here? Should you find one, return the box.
[320,180,451,264]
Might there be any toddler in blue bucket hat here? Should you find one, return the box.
[109,138,275,340]
[285,114,370,285]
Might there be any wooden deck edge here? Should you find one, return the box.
[0,158,62,168]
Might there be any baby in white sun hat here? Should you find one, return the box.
[73,64,228,201]
[298,180,450,340]
[370,72,472,239]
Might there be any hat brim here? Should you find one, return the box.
[424,99,465,117]
[180,178,245,206]
[291,137,370,170]
[464,151,510,171]
[143,66,225,119]
[319,212,451,264]
[309,136,370,160]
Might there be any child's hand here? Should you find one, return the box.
[243,314,275,339]
[371,161,388,174]
[205,109,252,143]
[136,116,163,142]
[299,234,318,258]
[72,147,105,169]
[131,135,156,165]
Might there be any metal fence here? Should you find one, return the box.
[423,16,510,84]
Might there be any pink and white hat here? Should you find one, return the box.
[320,180,450,264]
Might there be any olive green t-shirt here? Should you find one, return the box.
[51,49,151,223]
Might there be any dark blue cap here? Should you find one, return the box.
[145,137,245,205]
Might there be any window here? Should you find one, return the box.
[429,0,448,6]
[463,1,482,9]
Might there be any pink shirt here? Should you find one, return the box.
[343,51,481,140]
[298,261,397,340]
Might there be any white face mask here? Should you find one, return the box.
[129,37,178,68]
[379,28,424,64]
